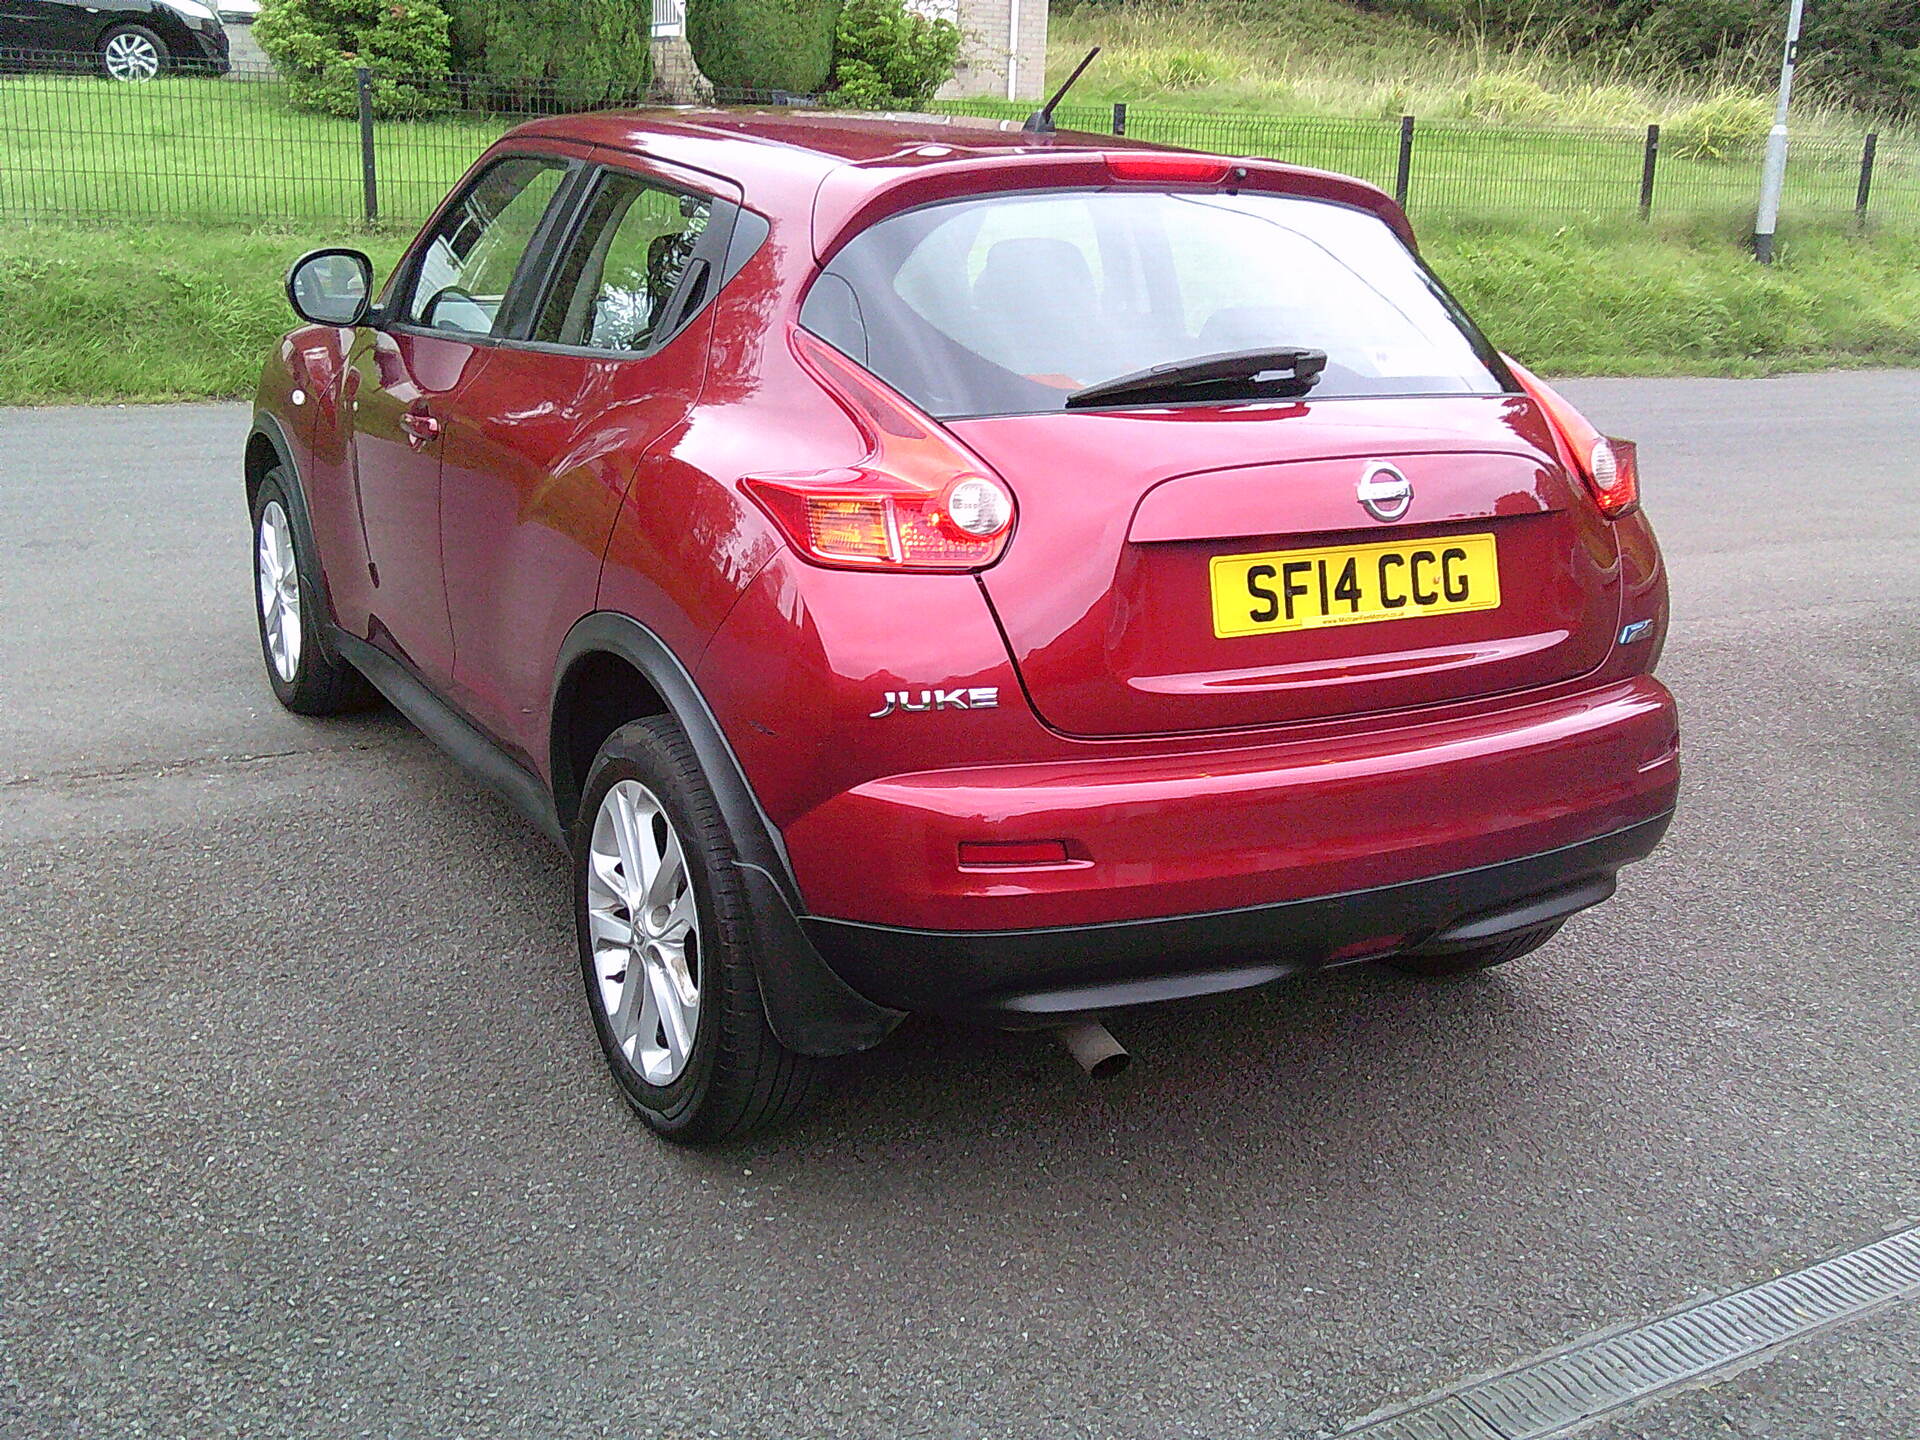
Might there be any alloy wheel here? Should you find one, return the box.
[102,32,162,81]
[586,779,701,1086]
[255,500,303,683]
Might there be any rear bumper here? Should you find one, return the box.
[801,812,1672,1018]
[782,674,1680,932]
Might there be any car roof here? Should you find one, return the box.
[503,108,1412,255]
[514,107,1155,179]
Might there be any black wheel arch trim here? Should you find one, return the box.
[552,611,905,1056]
[247,412,349,671]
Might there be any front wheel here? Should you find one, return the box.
[251,471,371,715]
[1382,920,1564,978]
[575,717,823,1143]
[100,25,168,81]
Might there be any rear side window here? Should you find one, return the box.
[405,156,569,337]
[533,173,714,353]
[800,190,1504,418]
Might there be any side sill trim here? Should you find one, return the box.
[334,630,565,848]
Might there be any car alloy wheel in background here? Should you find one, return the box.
[101,27,166,81]
[586,779,702,1086]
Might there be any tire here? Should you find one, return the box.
[99,24,169,81]
[1382,920,1564,978]
[574,717,823,1143]
[250,471,371,716]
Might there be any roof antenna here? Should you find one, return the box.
[1023,47,1100,134]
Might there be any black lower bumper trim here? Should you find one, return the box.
[800,813,1673,1020]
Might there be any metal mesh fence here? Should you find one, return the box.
[939,97,1918,230]
[2,51,1914,234]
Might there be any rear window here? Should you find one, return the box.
[799,190,1505,419]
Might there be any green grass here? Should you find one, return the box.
[1,16,1914,404]
[0,224,405,403]
[1424,216,1920,377]
[2,218,1914,406]
[1045,0,1913,138]
[0,73,508,227]
[5,66,1917,235]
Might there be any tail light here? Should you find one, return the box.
[743,330,1016,571]
[1507,357,1640,518]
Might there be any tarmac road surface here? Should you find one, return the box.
[2,371,1917,1438]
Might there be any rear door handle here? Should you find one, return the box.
[401,410,441,449]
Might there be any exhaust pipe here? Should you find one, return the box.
[1056,1021,1129,1079]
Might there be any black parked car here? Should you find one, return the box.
[0,0,230,79]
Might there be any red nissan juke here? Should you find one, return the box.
[250,110,1679,1141]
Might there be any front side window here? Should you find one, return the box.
[404,156,568,337]
[533,173,713,353]
[801,190,1505,418]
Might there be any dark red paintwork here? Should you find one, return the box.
[257,109,1677,988]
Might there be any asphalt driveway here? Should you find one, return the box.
[2,371,1916,1438]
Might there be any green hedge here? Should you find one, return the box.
[829,0,961,108]
[253,0,453,119]
[687,0,840,95]
[445,0,653,109]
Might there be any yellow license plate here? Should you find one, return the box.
[1210,534,1501,638]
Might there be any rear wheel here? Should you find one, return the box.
[1383,920,1564,978]
[100,25,168,81]
[575,717,823,1143]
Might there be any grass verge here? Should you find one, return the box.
[0,218,1915,406]
[1045,0,1914,138]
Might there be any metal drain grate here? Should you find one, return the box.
[1339,1223,1920,1439]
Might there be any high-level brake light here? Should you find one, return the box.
[1104,152,1234,185]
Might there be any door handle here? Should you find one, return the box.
[401,410,442,449]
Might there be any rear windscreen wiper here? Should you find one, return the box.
[1064,346,1328,410]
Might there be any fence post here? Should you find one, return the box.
[1855,132,1878,225]
[1394,114,1415,208]
[1112,102,1127,137]
[356,67,378,227]
[1639,123,1660,221]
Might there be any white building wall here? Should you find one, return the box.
[940,0,1049,102]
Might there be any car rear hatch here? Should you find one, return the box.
[954,396,1621,737]
[796,180,1623,737]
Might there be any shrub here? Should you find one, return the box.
[254,0,452,119]
[1666,91,1771,162]
[442,1,652,110]
[1460,72,1556,122]
[687,0,841,96]
[827,0,961,109]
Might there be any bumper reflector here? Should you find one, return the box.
[959,840,1073,868]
